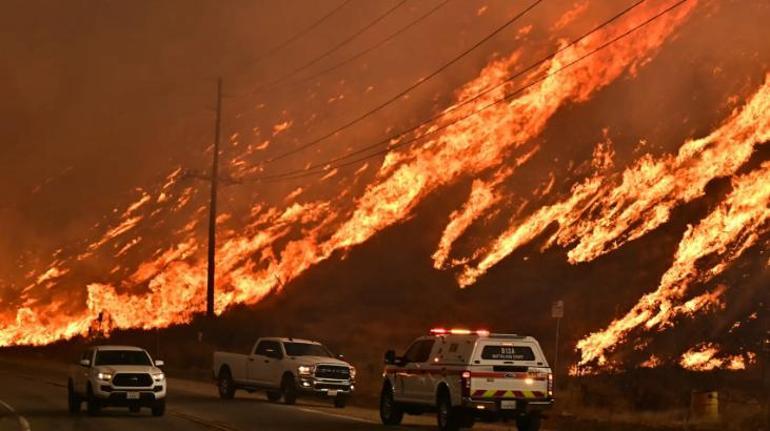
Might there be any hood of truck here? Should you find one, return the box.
[290,356,351,367]
[94,365,161,374]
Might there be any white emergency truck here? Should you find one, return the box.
[379,329,553,431]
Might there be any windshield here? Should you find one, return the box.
[95,350,152,366]
[283,342,332,358]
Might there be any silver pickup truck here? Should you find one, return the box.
[213,337,356,408]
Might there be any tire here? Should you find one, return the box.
[281,374,297,405]
[86,385,101,416]
[217,368,236,400]
[436,390,465,431]
[266,391,282,402]
[151,399,166,417]
[515,413,541,431]
[333,394,348,409]
[67,380,80,415]
[379,383,404,426]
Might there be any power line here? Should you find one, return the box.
[249,0,649,181]
[241,0,354,69]
[256,0,688,183]
[269,0,450,94]
[264,0,545,164]
[250,0,410,95]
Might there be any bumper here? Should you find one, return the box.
[93,382,167,404]
[463,397,553,415]
[297,376,354,397]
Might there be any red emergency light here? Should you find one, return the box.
[430,328,490,336]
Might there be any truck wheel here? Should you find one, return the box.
[515,413,541,431]
[281,375,297,405]
[380,383,403,426]
[333,394,348,409]
[151,399,166,417]
[266,391,282,402]
[218,369,236,400]
[67,380,81,414]
[86,385,101,416]
[436,391,463,431]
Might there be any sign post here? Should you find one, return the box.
[551,300,564,376]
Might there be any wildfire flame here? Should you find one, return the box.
[5,0,764,374]
[679,343,755,371]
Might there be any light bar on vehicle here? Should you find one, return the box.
[430,328,490,336]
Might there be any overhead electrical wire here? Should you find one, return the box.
[271,0,451,93]
[243,0,354,68]
[246,0,649,181]
[250,0,410,94]
[262,0,545,164]
[248,0,688,183]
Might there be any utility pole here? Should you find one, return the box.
[551,300,564,377]
[206,77,222,319]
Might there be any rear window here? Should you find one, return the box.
[480,345,535,361]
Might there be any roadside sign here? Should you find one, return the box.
[551,300,564,319]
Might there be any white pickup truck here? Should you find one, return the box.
[213,337,356,408]
[67,345,167,416]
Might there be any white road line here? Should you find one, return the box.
[295,407,376,424]
[0,399,31,431]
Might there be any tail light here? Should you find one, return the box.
[461,371,472,398]
[547,372,554,398]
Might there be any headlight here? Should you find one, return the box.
[97,372,113,381]
[349,366,357,380]
[152,372,165,382]
[297,365,314,376]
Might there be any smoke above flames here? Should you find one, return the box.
[2,0,770,374]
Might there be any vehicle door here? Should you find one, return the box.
[251,340,284,387]
[74,349,93,394]
[417,341,445,403]
[399,339,435,402]
[248,341,270,385]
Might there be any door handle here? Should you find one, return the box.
[248,358,255,362]
[264,360,270,364]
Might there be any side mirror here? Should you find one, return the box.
[79,359,91,367]
[155,360,165,367]
[384,350,396,365]
[337,354,345,360]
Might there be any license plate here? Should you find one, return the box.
[327,390,338,397]
[127,392,140,400]
[501,400,517,410]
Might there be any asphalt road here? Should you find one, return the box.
[0,358,518,431]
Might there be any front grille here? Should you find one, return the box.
[315,365,350,380]
[315,383,350,391]
[112,373,153,387]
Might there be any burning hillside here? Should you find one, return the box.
[2,0,770,375]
